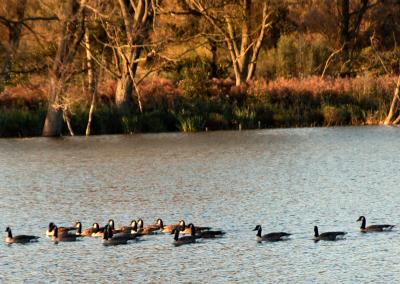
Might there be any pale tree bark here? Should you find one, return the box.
[383,74,400,125]
[84,26,97,136]
[187,0,271,86]
[0,0,27,89]
[42,0,85,137]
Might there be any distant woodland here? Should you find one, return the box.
[0,0,400,137]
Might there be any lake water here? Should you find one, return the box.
[0,127,399,283]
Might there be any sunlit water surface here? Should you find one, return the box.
[1,127,400,283]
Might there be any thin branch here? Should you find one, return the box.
[321,45,344,78]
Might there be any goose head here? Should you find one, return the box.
[108,219,115,229]
[253,225,261,231]
[356,216,365,222]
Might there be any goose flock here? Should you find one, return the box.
[4,215,395,245]
[5,218,225,246]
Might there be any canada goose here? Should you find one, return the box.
[357,216,395,232]
[91,223,105,237]
[102,225,129,246]
[75,222,102,237]
[137,219,159,235]
[185,223,225,238]
[5,227,39,244]
[173,224,196,246]
[157,219,181,234]
[253,225,290,242]
[52,226,79,242]
[46,222,75,237]
[108,219,133,234]
[313,226,346,241]
[180,220,211,235]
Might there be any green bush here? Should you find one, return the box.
[177,113,205,132]
[233,107,256,129]
[276,35,298,77]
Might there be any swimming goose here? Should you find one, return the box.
[185,223,225,238]
[313,226,346,241]
[5,227,39,244]
[357,216,395,232]
[52,226,79,242]
[102,225,129,246]
[90,223,105,237]
[253,225,291,242]
[75,222,103,237]
[107,219,122,233]
[173,224,196,246]
[180,220,211,235]
[107,219,135,234]
[157,219,181,234]
[46,222,75,237]
[137,219,159,235]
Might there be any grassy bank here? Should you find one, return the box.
[0,75,396,137]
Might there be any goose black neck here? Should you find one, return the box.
[256,227,262,238]
[361,217,366,229]
[7,229,12,238]
[314,226,319,237]
[174,229,179,241]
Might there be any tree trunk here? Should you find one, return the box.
[84,27,97,136]
[238,0,251,83]
[383,74,400,125]
[43,77,64,136]
[116,74,134,108]
[114,0,153,109]
[246,3,269,81]
[209,39,218,78]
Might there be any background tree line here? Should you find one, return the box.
[0,0,399,137]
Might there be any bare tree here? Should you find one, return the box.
[42,0,85,137]
[338,0,381,76]
[186,0,271,86]
[113,0,155,110]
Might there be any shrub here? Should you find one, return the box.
[177,113,205,132]
[322,105,351,126]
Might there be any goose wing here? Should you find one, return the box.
[13,235,40,241]
[366,224,395,231]
[319,231,346,240]
[196,230,225,238]
[263,232,291,241]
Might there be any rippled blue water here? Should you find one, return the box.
[0,127,399,283]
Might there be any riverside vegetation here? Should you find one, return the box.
[0,1,399,137]
[0,74,397,137]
